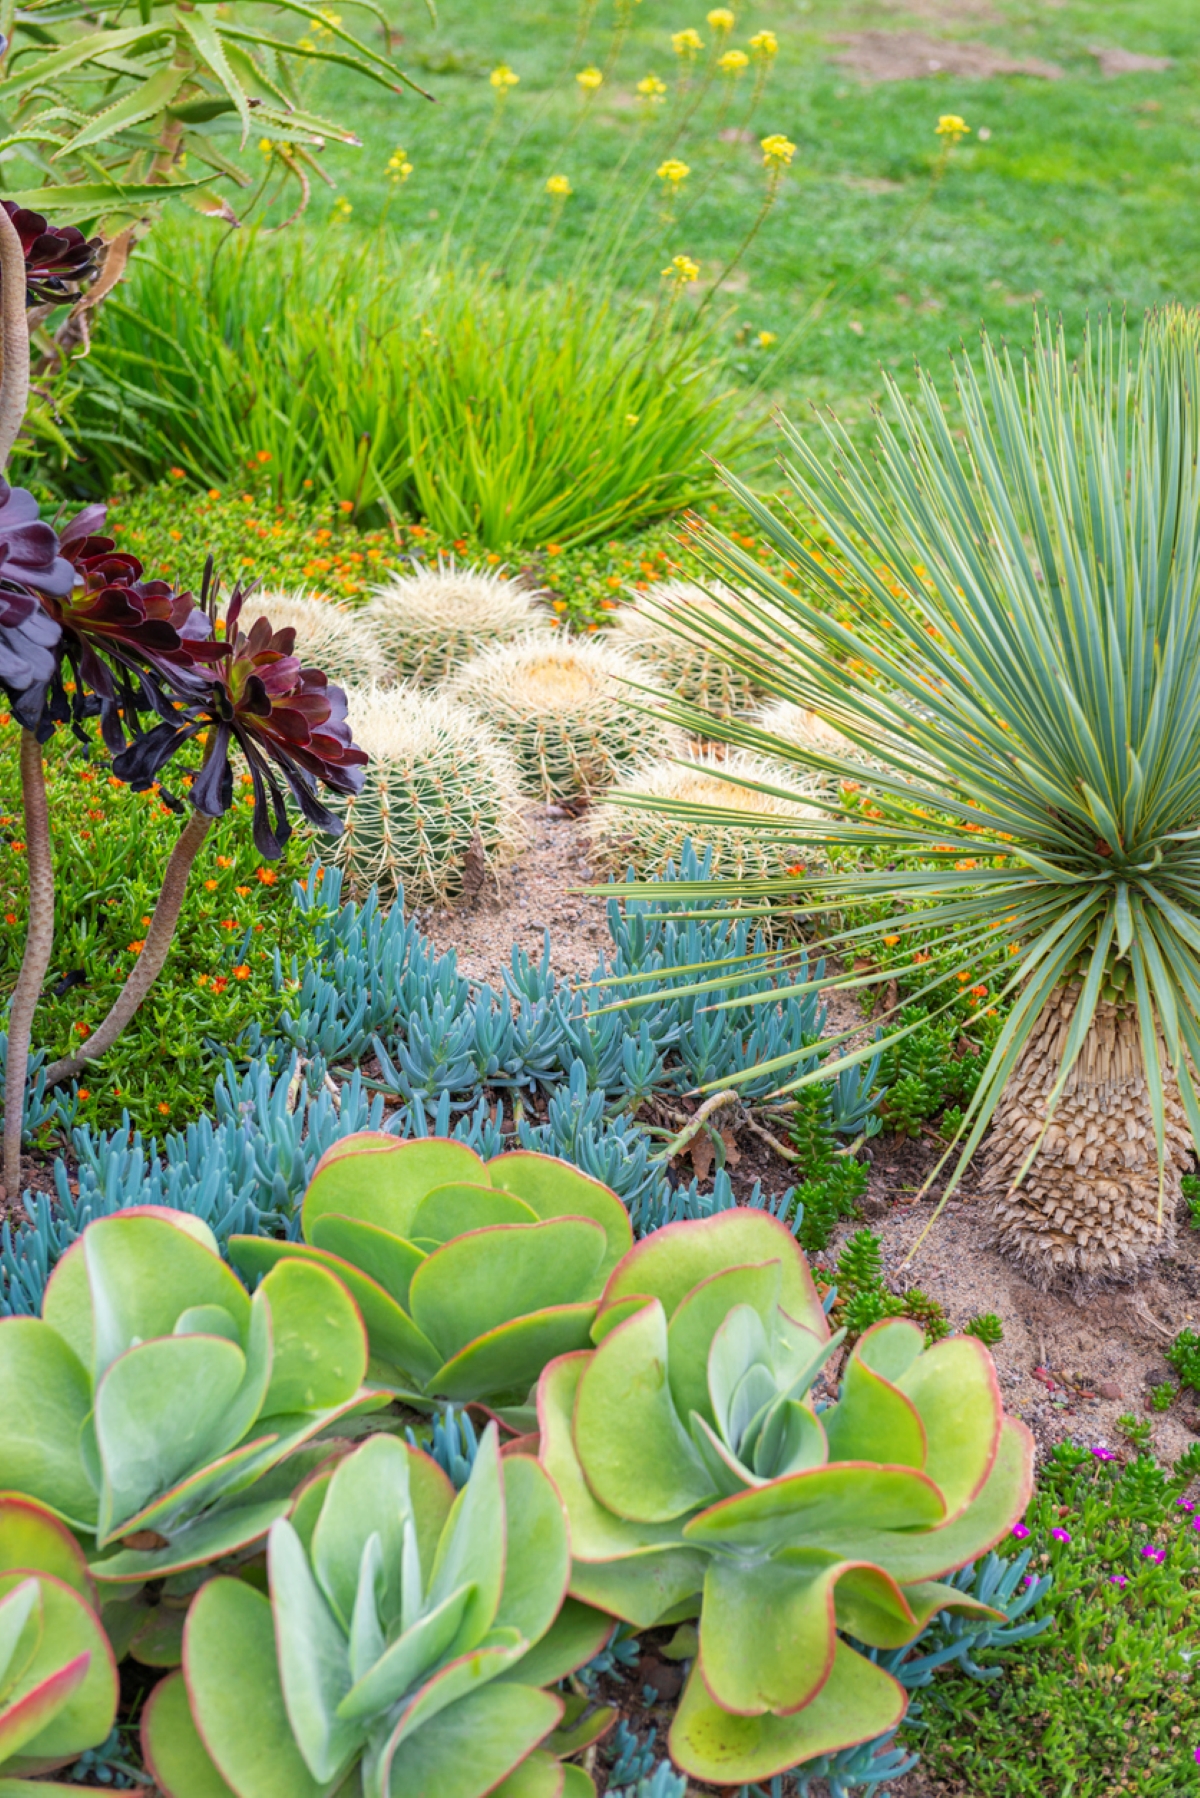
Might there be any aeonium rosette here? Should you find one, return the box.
[1,199,101,305]
[113,576,368,857]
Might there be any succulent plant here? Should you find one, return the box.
[230,1137,633,1419]
[0,202,100,307]
[330,686,526,908]
[249,589,387,690]
[609,581,763,719]
[590,749,822,884]
[0,1493,117,1785]
[365,558,544,685]
[140,1426,606,1798]
[448,634,679,801]
[0,1206,372,1581]
[537,1210,1035,1786]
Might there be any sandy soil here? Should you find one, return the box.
[828,30,1064,83]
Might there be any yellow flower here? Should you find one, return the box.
[490,63,520,91]
[749,29,778,57]
[935,113,970,142]
[331,197,352,221]
[662,253,700,283]
[706,7,735,31]
[672,27,703,54]
[258,137,274,156]
[757,329,776,347]
[297,34,315,50]
[625,413,640,425]
[545,174,572,197]
[576,66,603,90]
[717,48,748,74]
[657,157,691,183]
[387,149,413,183]
[760,132,795,167]
[637,72,667,99]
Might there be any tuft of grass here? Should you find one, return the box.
[964,1312,1005,1347]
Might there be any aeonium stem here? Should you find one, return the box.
[42,810,213,1087]
[0,199,31,471]
[3,731,54,1198]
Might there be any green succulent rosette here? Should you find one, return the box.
[0,1206,373,1581]
[229,1137,633,1419]
[0,1493,118,1789]
[536,1209,1035,1786]
[141,1426,609,1798]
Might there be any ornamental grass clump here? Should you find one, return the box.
[538,1209,1032,1785]
[616,309,1200,1289]
[330,685,526,907]
[589,749,822,883]
[247,589,387,689]
[364,558,544,684]
[447,633,678,800]
[609,580,763,720]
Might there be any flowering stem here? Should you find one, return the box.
[2,733,53,1198]
[0,202,31,471]
[692,170,783,328]
[43,811,212,1087]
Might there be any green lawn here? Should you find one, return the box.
[280,0,1200,427]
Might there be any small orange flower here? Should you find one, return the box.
[339,500,354,514]
[78,1088,90,1100]
[74,1022,90,1037]
[9,841,24,853]
[955,970,971,984]
[233,964,251,980]
[235,885,251,897]
[220,919,237,931]
[3,913,13,925]
[882,934,900,946]
[217,856,233,869]
[205,879,218,891]
[169,466,186,479]
[912,950,931,964]
[196,974,210,987]
[158,1101,171,1114]
[212,976,229,995]
[970,984,988,1000]
[256,868,278,886]
[128,940,145,954]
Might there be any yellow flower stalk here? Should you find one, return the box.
[490,63,520,92]
[576,65,603,90]
[637,73,668,99]
[760,132,796,167]
[662,253,700,283]
[387,149,414,183]
[672,27,703,55]
[717,48,749,74]
[657,157,691,183]
[706,7,735,32]
[545,173,572,196]
[936,113,970,143]
[749,28,778,57]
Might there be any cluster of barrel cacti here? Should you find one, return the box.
[610,580,764,721]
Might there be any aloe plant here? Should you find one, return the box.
[537,1210,1034,1786]
[0,1493,118,1787]
[229,1137,633,1419]
[140,1426,606,1798]
[0,1206,372,1581]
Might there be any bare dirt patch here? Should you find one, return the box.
[1088,45,1174,78]
[829,30,1064,83]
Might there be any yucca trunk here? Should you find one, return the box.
[984,986,1193,1286]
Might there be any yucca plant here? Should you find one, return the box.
[612,310,1200,1288]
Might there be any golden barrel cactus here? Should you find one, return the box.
[364,559,545,684]
[246,589,386,688]
[609,580,764,719]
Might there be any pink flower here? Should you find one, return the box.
[1011,1523,1030,1540]
[1176,1497,1195,1510]
[1192,1518,1200,1534]
[1109,1574,1127,1588]
[1142,1545,1166,1563]
[1050,1527,1071,1543]
[1091,1445,1117,1462]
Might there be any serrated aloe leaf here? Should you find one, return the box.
[683,1463,945,1553]
[337,1583,473,1722]
[80,1215,250,1383]
[536,1354,691,1564]
[94,1335,249,1544]
[0,1571,117,1765]
[0,1578,41,1701]
[492,1746,568,1798]
[666,1263,782,1432]
[411,1184,539,1243]
[425,1426,505,1653]
[268,1519,360,1781]
[496,1599,613,1689]
[574,1303,715,1524]
[822,1355,926,1470]
[430,1302,598,1404]
[231,1237,440,1387]
[374,1664,554,1798]
[377,1680,560,1798]
[410,1221,607,1365]
[308,1215,426,1308]
[141,1670,238,1798]
[0,1497,93,1602]
[493,1456,568,1649]
[896,1336,1002,1517]
[669,1641,906,1785]
[0,1320,96,1529]
[184,1577,325,1798]
[303,1136,487,1241]
[854,1318,925,1384]
[600,1211,826,1335]
[486,1153,633,1283]
[752,1399,827,1480]
[258,1260,367,1415]
[312,1435,416,1634]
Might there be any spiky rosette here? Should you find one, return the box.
[589,747,823,885]
[1,200,100,304]
[364,558,544,684]
[330,685,526,907]
[448,633,680,800]
[609,580,763,719]
[249,589,387,688]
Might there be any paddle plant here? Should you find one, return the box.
[140,1427,605,1798]
[537,1210,1033,1786]
[0,1206,373,1580]
[612,309,1200,1286]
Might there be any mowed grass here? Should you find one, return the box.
[254,0,1200,430]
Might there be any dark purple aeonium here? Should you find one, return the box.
[0,479,81,726]
[1,201,101,305]
[113,578,367,858]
